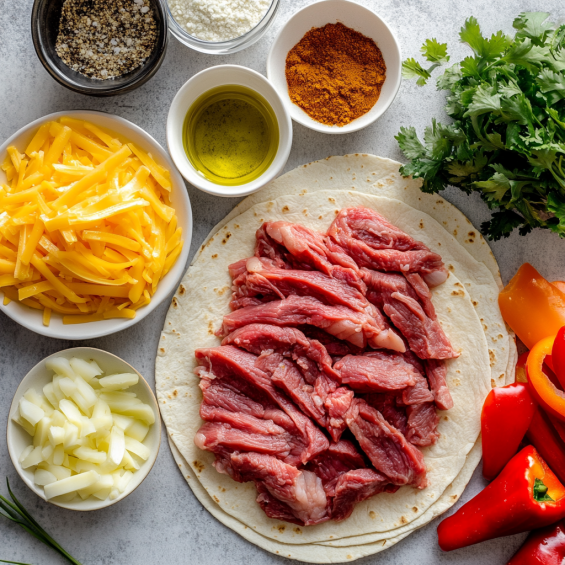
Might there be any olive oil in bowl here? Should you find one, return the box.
[183,85,279,186]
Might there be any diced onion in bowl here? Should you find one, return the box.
[12,356,155,503]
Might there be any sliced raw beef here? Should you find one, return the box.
[344,398,428,488]
[425,359,454,410]
[334,352,418,393]
[223,324,337,382]
[307,440,392,521]
[219,295,405,352]
[328,207,448,287]
[230,452,329,525]
[308,440,366,488]
[362,268,457,360]
[398,374,434,406]
[231,256,371,313]
[363,394,408,435]
[299,326,364,358]
[223,324,352,441]
[194,422,291,459]
[195,346,329,464]
[197,373,311,466]
[332,469,393,521]
[406,403,440,446]
[256,222,367,293]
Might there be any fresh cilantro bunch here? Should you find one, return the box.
[396,13,565,240]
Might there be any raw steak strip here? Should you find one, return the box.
[231,256,374,315]
[328,207,448,287]
[222,324,337,382]
[345,398,428,488]
[197,374,314,466]
[334,352,418,393]
[219,295,405,352]
[194,422,291,459]
[307,440,392,521]
[230,452,329,526]
[406,403,440,446]
[332,469,392,521]
[195,346,329,464]
[398,374,435,406]
[425,359,454,410]
[363,394,408,435]
[362,268,457,360]
[256,222,367,293]
[230,257,403,353]
[223,324,352,441]
[299,326,364,358]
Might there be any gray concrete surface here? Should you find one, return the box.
[1,0,564,563]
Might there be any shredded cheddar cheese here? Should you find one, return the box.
[0,117,184,325]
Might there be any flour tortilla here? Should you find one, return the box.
[156,190,493,546]
[200,155,516,391]
[168,435,483,562]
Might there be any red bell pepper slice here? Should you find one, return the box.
[481,383,535,481]
[553,326,565,390]
[526,409,565,485]
[507,520,565,565]
[437,445,565,551]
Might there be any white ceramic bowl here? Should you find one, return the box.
[0,110,193,340]
[6,347,161,511]
[266,0,402,134]
[167,65,292,197]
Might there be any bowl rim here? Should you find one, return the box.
[266,0,402,135]
[6,346,162,512]
[166,64,292,198]
[30,0,169,97]
[0,109,193,340]
[166,0,280,55]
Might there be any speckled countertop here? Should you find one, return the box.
[1,0,564,563]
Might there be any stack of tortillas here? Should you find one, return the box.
[155,155,516,562]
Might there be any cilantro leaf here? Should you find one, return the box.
[548,192,565,235]
[421,39,450,63]
[402,58,431,86]
[537,68,565,97]
[481,210,525,239]
[464,86,501,117]
[459,17,484,54]
[436,64,463,90]
[395,127,426,160]
[513,12,554,45]
[503,39,549,71]
[460,17,511,61]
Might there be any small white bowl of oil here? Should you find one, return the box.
[167,65,292,198]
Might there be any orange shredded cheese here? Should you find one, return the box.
[0,117,184,325]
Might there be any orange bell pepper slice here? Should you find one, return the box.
[499,264,565,349]
[527,335,565,421]
[553,281,565,294]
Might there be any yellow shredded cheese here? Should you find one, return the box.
[0,117,184,325]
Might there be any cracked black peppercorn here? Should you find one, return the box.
[55,0,158,80]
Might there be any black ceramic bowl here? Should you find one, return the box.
[31,0,168,96]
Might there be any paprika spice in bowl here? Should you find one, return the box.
[266,0,401,134]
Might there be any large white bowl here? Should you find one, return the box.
[0,110,193,340]
[167,65,292,197]
[266,0,402,134]
[6,347,161,511]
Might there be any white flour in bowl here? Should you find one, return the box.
[168,0,272,42]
